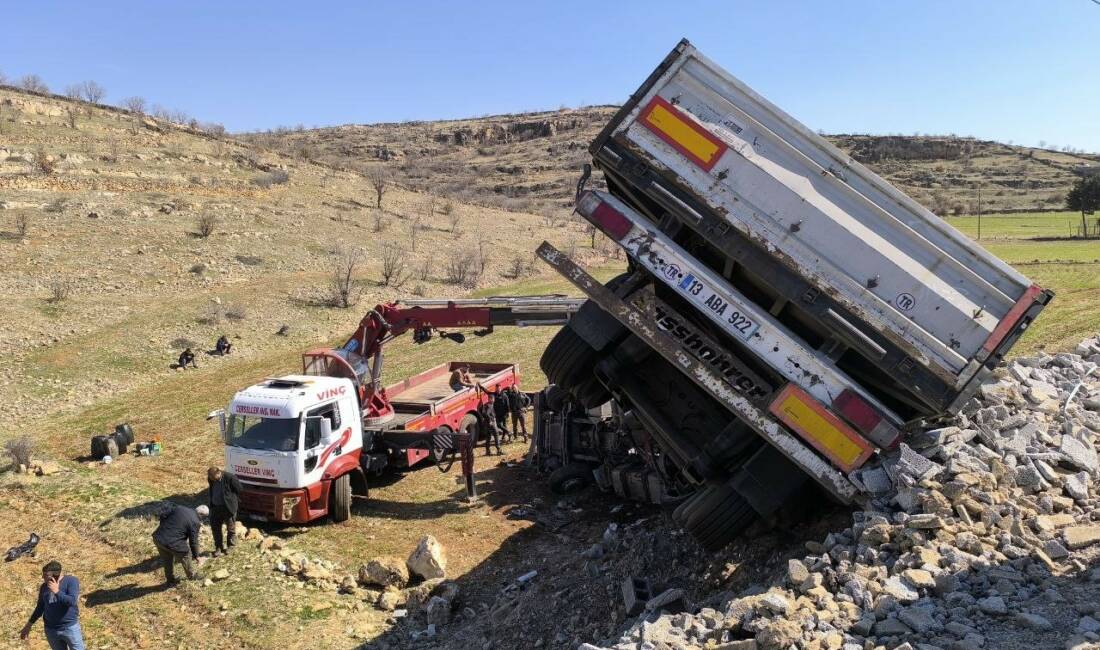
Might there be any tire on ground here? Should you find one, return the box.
[548,462,596,495]
[458,413,480,443]
[673,483,757,551]
[330,473,352,522]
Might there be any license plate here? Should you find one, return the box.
[677,273,760,340]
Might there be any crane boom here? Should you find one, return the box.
[301,295,583,424]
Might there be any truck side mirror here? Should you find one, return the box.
[207,409,227,443]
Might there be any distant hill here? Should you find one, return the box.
[244,106,1099,217]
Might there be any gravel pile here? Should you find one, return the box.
[590,337,1100,650]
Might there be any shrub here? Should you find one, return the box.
[508,255,526,279]
[371,211,386,233]
[444,251,477,286]
[252,170,290,188]
[327,247,365,308]
[34,147,56,175]
[14,213,29,238]
[225,304,247,321]
[196,214,217,238]
[189,263,207,275]
[170,337,198,350]
[4,436,33,468]
[380,244,410,288]
[48,280,72,303]
[235,255,263,266]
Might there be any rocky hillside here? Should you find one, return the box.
[246,107,1098,217]
[0,87,598,435]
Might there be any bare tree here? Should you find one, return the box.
[65,106,80,129]
[367,168,389,209]
[444,251,477,286]
[328,247,365,308]
[64,84,82,100]
[406,216,421,251]
[79,80,105,103]
[371,211,386,233]
[476,236,489,274]
[447,209,461,234]
[122,96,146,115]
[0,69,7,85]
[416,257,433,282]
[196,214,217,238]
[379,244,410,288]
[13,213,30,238]
[508,255,526,279]
[18,74,49,93]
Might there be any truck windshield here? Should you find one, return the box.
[226,415,300,451]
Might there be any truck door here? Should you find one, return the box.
[303,402,344,481]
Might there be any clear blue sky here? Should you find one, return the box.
[3,1,1098,150]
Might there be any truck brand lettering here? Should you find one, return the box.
[234,464,276,478]
[316,385,347,402]
[233,405,282,417]
[653,304,769,400]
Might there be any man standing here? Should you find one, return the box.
[491,387,511,440]
[207,466,242,555]
[508,385,529,443]
[152,502,203,584]
[19,560,85,650]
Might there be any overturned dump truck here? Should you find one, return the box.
[533,39,1051,550]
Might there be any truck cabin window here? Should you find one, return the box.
[304,403,342,449]
[227,415,299,451]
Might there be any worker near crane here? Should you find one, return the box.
[207,466,242,556]
[508,385,530,443]
[477,390,503,456]
[177,347,197,370]
[152,503,204,584]
[491,386,511,439]
[215,335,233,356]
[449,365,477,392]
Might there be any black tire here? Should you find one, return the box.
[109,432,129,455]
[458,413,480,442]
[90,435,109,459]
[548,463,595,495]
[673,484,757,551]
[542,385,569,412]
[114,424,135,445]
[330,473,352,522]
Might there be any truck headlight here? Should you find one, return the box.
[281,496,301,520]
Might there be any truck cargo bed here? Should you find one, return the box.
[589,39,1051,416]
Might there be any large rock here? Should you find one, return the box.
[1064,526,1100,549]
[1060,436,1098,473]
[406,535,447,580]
[426,596,452,627]
[359,557,410,588]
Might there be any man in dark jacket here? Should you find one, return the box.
[491,387,511,440]
[152,503,203,584]
[207,466,243,555]
[507,385,529,443]
[19,560,85,649]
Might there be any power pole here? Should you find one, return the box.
[977,185,982,241]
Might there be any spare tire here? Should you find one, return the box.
[548,462,596,495]
[114,424,135,445]
[109,432,129,455]
[90,435,110,460]
[673,483,757,551]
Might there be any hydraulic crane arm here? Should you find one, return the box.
[301,295,584,424]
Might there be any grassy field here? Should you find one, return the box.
[944,211,1100,354]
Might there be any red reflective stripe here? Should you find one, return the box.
[833,389,881,433]
[981,284,1044,354]
[591,202,633,241]
[638,96,728,172]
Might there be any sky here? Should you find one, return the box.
[2,1,1099,151]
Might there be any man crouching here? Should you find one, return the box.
[152,502,205,585]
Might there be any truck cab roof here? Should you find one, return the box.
[231,374,354,419]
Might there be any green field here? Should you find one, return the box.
[944,211,1100,354]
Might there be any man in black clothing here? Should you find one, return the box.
[508,385,529,443]
[477,395,502,456]
[207,466,242,555]
[177,347,197,369]
[491,387,511,440]
[152,503,203,584]
[215,335,232,355]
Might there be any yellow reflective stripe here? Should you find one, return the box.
[645,104,721,164]
[775,393,863,466]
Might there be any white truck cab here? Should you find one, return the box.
[219,375,364,522]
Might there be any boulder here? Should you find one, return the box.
[406,535,447,580]
[1064,526,1100,550]
[359,557,410,588]
[376,590,402,611]
[426,596,451,627]
[32,460,63,476]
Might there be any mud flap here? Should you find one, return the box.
[729,444,808,519]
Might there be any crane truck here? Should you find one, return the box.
[212,296,581,524]
[530,39,1052,550]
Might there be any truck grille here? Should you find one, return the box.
[240,491,277,517]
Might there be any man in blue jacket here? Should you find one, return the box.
[19,560,85,649]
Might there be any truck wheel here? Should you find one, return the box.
[458,413,480,442]
[548,463,595,495]
[673,483,757,551]
[330,474,352,522]
[542,385,569,412]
